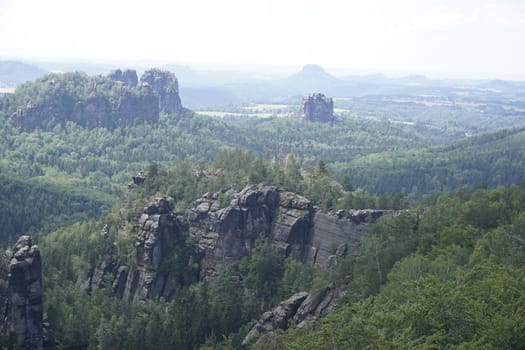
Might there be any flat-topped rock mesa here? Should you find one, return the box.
[300,93,334,123]
[7,68,183,130]
[0,235,43,350]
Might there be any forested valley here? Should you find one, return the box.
[0,69,524,349]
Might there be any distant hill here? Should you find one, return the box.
[0,68,183,130]
[342,128,525,197]
[281,64,341,92]
[0,175,113,240]
[0,60,47,87]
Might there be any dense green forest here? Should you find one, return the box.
[37,157,525,349]
[2,72,525,202]
[273,183,525,349]
[1,71,525,349]
[0,175,112,242]
[38,154,387,349]
[339,127,525,197]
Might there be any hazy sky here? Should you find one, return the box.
[1,0,524,79]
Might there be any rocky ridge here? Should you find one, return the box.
[0,236,43,350]
[83,184,386,303]
[9,68,183,130]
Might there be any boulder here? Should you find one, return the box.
[242,292,308,347]
[242,287,344,348]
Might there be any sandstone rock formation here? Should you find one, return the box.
[108,69,138,87]
[0,236,43,350]
[105,197,196,302]
[186,185,314,277]
[140,69,183,114]
[121,197,182,301]
[187,185,384,276]
[9,68,182,130]
[80,195,192,302]
[300,93,334,123]
[242,285,344,348]
[83,184,385,303]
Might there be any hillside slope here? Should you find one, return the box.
[341,127,525,197]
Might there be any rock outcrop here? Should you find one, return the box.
[242,286,344,348]
[310,209,385,267]
[108,69,138,87]
[117,197,189,302]
[186,185,314,277]
[300,93,334,123]
[242,292,308,347]
[187,185,384,276]
[140,69,183,114]
[9,68,182,130]
[82,184,386,302]
[0,236,43,350]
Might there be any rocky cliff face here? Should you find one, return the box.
[0,236,43,350]
[186,185,314,277]
[190,185,385,274]
[187,185,383,276]
[81,197,191,302]
[120,197,188,302]
[140,69,183,114]
[83,184,384,303]
[300,93,334,123]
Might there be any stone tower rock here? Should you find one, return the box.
[300,93,334,123]
[0,236,43,350]
[140,69,183,114]
[108,69,138,87]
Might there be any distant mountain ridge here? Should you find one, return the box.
[3,60,525,108]
[0,60,47,87]
[344,127,525,196]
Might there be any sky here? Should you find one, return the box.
[1,0,524,79]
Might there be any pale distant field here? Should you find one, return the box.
[0,87,15,94]
[197,103,298,118]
